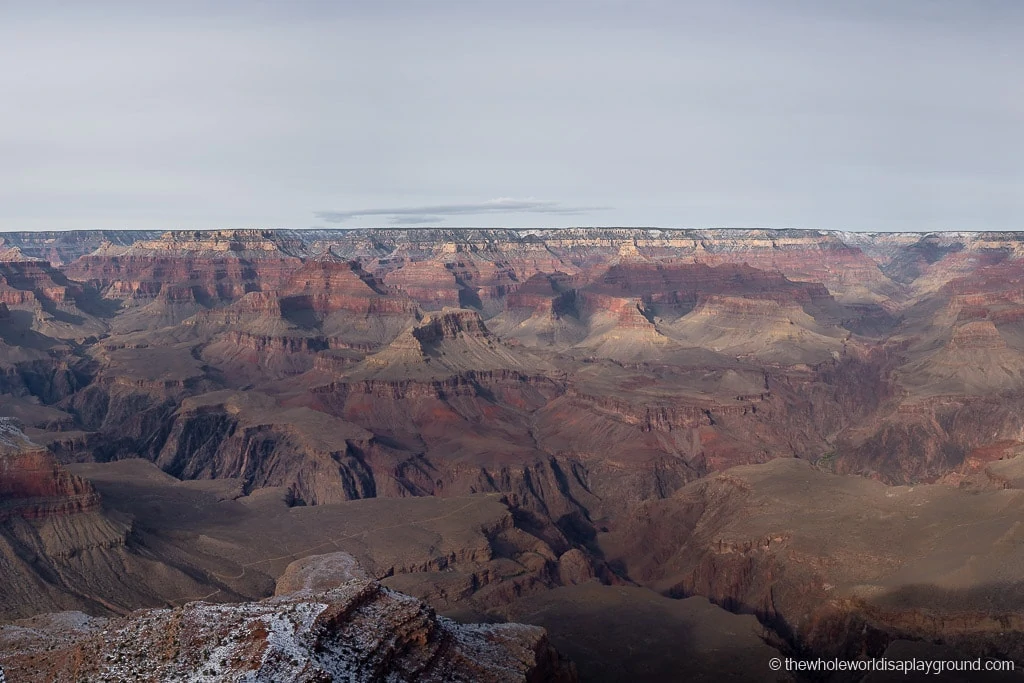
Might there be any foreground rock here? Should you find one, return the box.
[0,579,576,682]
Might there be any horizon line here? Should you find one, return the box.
[1,226,1019,236]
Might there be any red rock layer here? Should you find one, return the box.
[577,292,654,329]
[0,448,101,521]
[0,260,82,308]
[948,320,1007,350]
[281,258,417,316]
[504,272,575,312]
[381,259,463,309]
[412,308,492,343]
[589,261,832,306]
[64,231,306,305]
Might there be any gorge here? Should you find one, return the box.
[3,228,1024,681]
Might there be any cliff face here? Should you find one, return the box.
[0,418,100,520]
[151,392,377,505]
[281,258,417,317]
[0,255,105,340]
[0,420,194,622]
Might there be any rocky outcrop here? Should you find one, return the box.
[0,579,577,682]
[350,308,553,380]
[273,552,371,595]
[555,549,594,586]
[0,418,100,521]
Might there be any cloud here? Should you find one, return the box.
[389,215,445,225]
[315,198,612,225]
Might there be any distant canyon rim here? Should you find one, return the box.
[3,227,1024,681]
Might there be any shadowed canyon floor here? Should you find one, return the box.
[5,228,1024,680]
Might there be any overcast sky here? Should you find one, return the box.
[1,0,1021,232]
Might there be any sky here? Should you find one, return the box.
[0,0,1021,232]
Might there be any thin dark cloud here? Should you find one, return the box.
[390,215,445,225]
[315,199,613,225]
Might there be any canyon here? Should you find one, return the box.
[4,228,1024,680]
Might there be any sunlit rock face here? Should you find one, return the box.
[0,418,100,521]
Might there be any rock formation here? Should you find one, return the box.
[0,420,198,621]
[0,418,101,520]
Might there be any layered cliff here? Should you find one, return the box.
[0,418,100,520]
[0,420,212,621]
[0,231,159,265]
[63,230,305,321]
